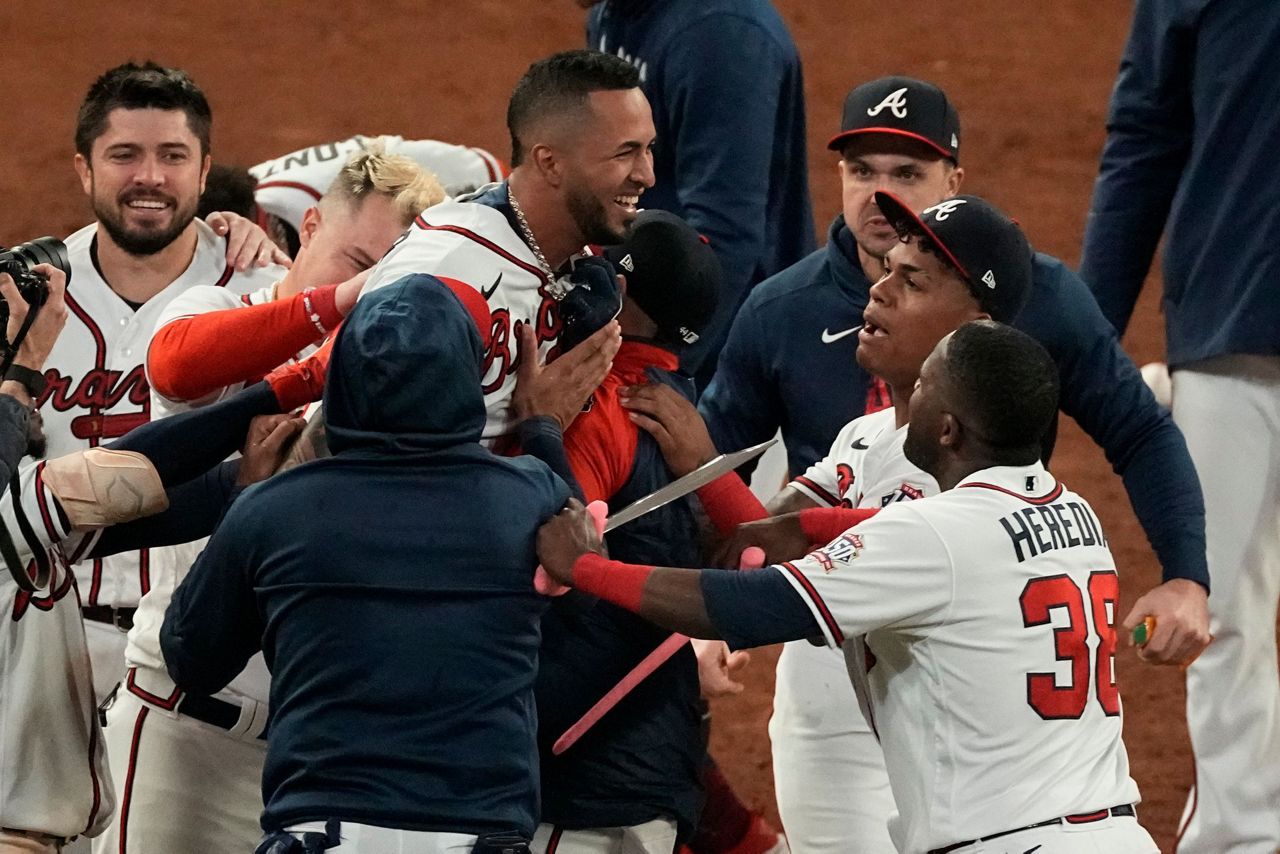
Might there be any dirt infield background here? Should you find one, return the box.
[2,1,1191,849]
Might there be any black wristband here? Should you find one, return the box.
[5,363,46,398]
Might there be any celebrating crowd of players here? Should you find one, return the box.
[3,0,1278,852]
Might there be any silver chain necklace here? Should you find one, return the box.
[507,188,568,298]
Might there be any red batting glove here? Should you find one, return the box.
[265,331,337,412]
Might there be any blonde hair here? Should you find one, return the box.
[323,142,446,225]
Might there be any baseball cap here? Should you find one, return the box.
[874,191,1033,322]
[603,210,722,346]
[828,76,961,163]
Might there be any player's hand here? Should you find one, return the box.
[2,265,69,372]
[713,513,810,567]
[238,414,305,486]
[620,382,718,477]
[537,498,605,585]
[692,638,751,698]
[207,211,292,271]
[1122,578,1212,665]
[512,321,620,431]
[334,270,372,316]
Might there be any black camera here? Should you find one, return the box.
[0,236,71,307]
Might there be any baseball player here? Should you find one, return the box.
[89,150,444,854]
[626,190,1037,849]
[691,75,1210,853]
[1080,2,1280,848]
[33,62,284,708]
[358,48,657,442]
[0,264,119,854]
[539,320,1160,854]
[245,134,504,255]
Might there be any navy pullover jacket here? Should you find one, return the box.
[1079,0,1280,365]
[587,0,815,377]
[700,216,1209,590]
[161,275,569,837]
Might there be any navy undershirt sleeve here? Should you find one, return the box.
[517,415,586,502]
[700,565,821,650]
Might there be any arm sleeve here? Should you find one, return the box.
[1078,0,1195,334]
[516,416,586,503]
[160,500,263,695]
[698,289,784,474]
[91,462,239,557]
[701,566,823,650]
[1046,265,1209,590]
[147,285,340,403]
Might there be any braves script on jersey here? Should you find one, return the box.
[360,192,564,441]
[250,135,504,232]
[775,462,1139,852]
[34,221,280,609]
[0,536,114,839]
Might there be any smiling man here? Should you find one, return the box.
[33,62,284,720]
[360,49,656,442]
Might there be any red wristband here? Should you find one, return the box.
[798,506,879,545]
[695,472,768,536]
[305,284,344,332]
[571,552,652,613]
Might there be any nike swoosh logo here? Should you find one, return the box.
[821,326,859,344]
[1023,847,1043,854]
[851,438,870,450]
[481,273,502,300]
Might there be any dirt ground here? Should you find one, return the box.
[2,1,1195,850]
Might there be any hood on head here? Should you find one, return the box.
[324,273,487,454]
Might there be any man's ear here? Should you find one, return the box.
[530,142,564,188]
[946,165,965,197]
[298,206,322,249]
[939,412,961,450]
[199,154,212,195]
[74,153,93,195]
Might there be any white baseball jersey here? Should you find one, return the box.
[775,462,1139,853]
[776,408,939,741]
[0,544,114,838]
[34,221,282,608]
[361,192,566,442]
[250,135,504,232]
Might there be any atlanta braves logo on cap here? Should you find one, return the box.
[923,199,967,221]
[866,87,910,119]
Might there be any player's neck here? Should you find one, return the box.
[888,380,915,429]
[95,223,199,304]
[508,170,582,271]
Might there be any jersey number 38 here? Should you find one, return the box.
[1019,570,1121,720]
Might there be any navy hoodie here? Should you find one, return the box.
[161,275,569,837]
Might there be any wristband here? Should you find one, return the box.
[798,506,879,545]
[696,472,768,536]
[571,552,652,613]
[4,363,46,398]
[301,288,329,337]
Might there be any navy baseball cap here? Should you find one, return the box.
[828,76,961,163]
[603,210,722,346]
[875,191,1033,322]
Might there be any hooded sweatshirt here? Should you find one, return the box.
[161,274,569,837]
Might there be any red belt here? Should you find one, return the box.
[929,804,1136,854]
